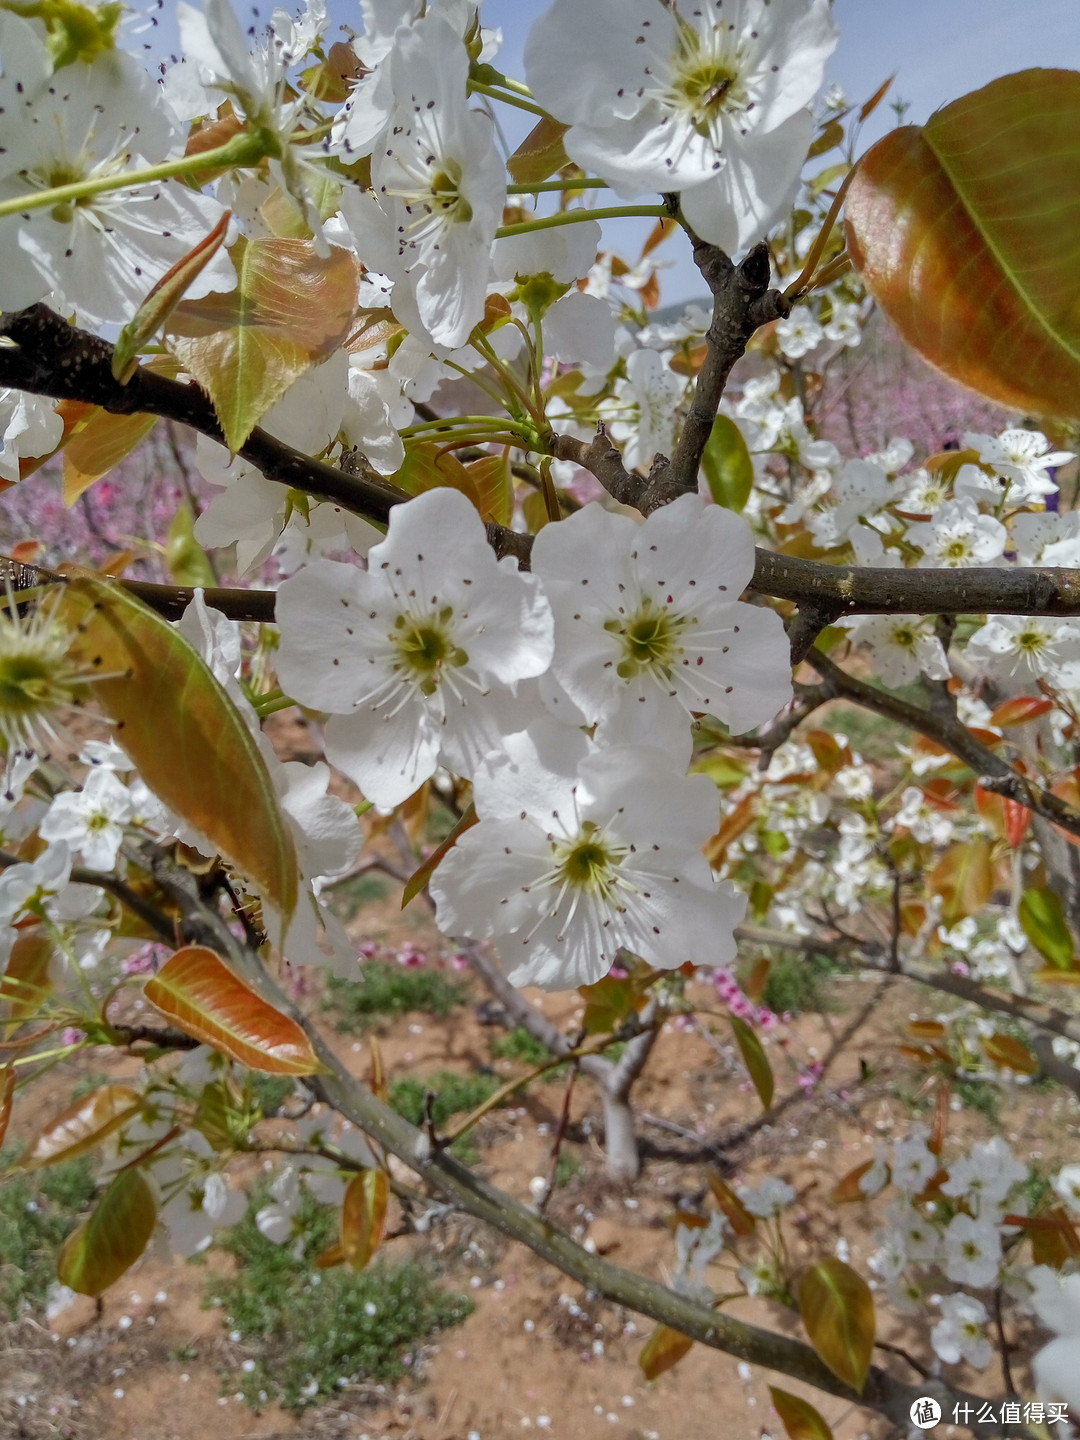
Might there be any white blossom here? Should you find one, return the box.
[525,0,837,252]
[531,493,791,750]
[931,1293,992,1369]
[430,719,746,990]
[840,615,950,689]
[39,769,133,871]
[908,497,1006,569]
[942,1213,1002,1289]
[275,488,554,807]
[965,615,1080,687]
[964,428,1074,505]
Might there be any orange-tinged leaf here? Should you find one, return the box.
[63,411,160,504]
[990,696,1054,727]
[341,1168,389,1271]
[113,212,231,383]
[506,117,570,186]
[641,216,678,259]
[393,441,482,511]
[23,1086,143,1169]
[799,1258,875,1393]
[57,1167,156,1297]
[0,929,54,1020]
[705,793,757,865]
[730,1014,774,1109]
[929,1082,950,1156]
[859,76,894,123]
[403,803,478,909]
[1004,797,1033,849]
[166,235,360,451]
[1033,968,1080,985]
[369,1034,388,1103]
[770,1386,835,1440]
[144,946,322,1074]
[639,1323,694,1380]
[929,839,994,926]
[56,574,298,918]
[1005,1207,1080,1268]
[706,1167,756,1236]
[982,1032,1039,1076]
[0,1066,13,1151]
[846,71,1080,419]
[828,1159,881,1205]
[906,1019,947,1041]
[315,1241,346,1269]
[465,452,513,526]
[745,955,771,1003]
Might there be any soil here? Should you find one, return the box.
[1,715,1075,1440]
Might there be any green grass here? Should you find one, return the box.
[0,1150,97,1317]
[755,951,843,1017]
[205,1188,472,1413]
[328,872,392,922]
[325,960,468,1033]
[389,1070,503,1164]
[490,1027,553,1066]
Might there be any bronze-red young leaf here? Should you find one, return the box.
[144,946,322,1075]
[846,70,1080,419]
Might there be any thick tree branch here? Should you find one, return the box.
[753,550,1080,618]
[806,647,1080,840]
[0,304,409,525]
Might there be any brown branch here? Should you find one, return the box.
[752,550,1080,619]
[642,238,789,512]
[104,838,1031,1436]
[0,305,410,526]
[806,647,1080,841]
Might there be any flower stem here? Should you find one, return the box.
[506,178,610,194]
[496,205,672,239]
[468,79,549,118]
[0,131,272,222]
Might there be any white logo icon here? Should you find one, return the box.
[910,1397,942,1429]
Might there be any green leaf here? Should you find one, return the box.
[701,416,753,513]
[144,946,324,1075]
[846,70,1080,420]
[769,1387,835,1440]
[578,973,643,1036]
[57,1167,157,1297]
[57,573,299,920]
[799,1258,875,1393]
[730,1015,774,1109]
[166,502,216,589]
[166,236,360,451]
[1019,886,1075,970]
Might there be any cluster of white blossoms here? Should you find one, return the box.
[276,487,791,990]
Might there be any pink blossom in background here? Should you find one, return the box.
[818,314,1008,461]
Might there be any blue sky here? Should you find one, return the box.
[153,1,1080,300]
